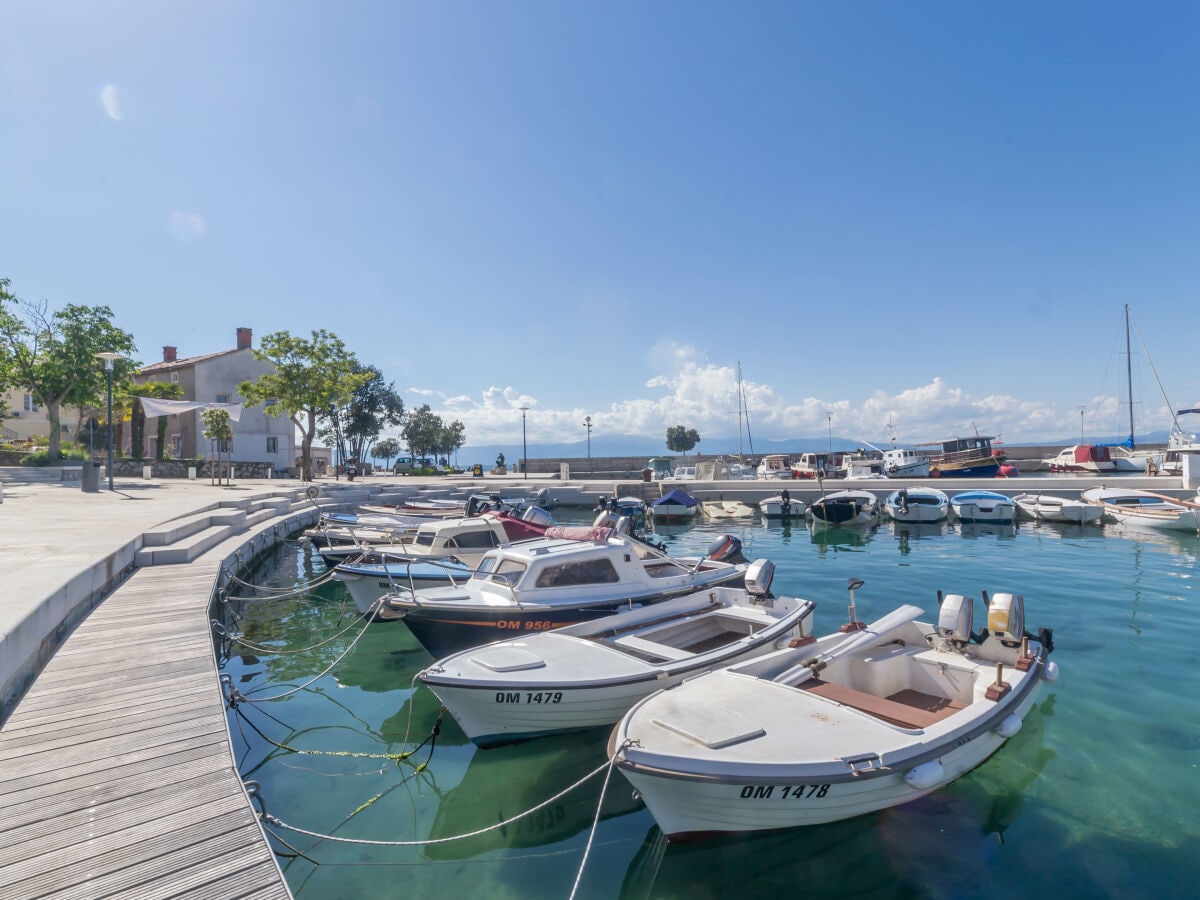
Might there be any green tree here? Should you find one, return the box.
[237,330,371,480]
[130,381,185,459]
[318,363,405,465]
[0,279,137,461]
[666,425,701,456]
[401,404,444,461]
[373,436,401,472]
[437,419,466,465]
[200,407,233,485]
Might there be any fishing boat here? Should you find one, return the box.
[759,490,807,520]
[884,488,949,523]
[1081,487,1200,532]
[950,490,1016,524]
[916,435,1005,478]
[790,452,835,479]
[609,583,1058,840]
[1042,445,1116,474]
[882,446,931,478]
[376,532,750,656]
[809,490,880,527]
[650,488,701,520]
[1012,494,1104,525]
[418,560,815,746]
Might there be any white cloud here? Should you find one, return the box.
[167,211,207,241]
[99,84,122,121]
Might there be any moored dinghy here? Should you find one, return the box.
[950,490,1016,524]
[1081,487,1200,532]
[650,488,701,520]
[1013,494,1104,525]
[884,488,949,523]
[809,490,880,527]
[759,490,807,520]
[609,581,1058,841]
[419,559,816,746]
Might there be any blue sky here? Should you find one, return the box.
[3,1,1199,452]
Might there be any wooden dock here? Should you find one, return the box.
[0,534,297,898]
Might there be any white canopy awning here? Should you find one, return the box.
[138,398,243,422]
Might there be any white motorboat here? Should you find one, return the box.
[1012,494,1104,525]
[950,490,1016,524]
[809,490,880,527]
[377,532,749,656]
[650,489,700,520]
[666,465,697,481]
[882,446,931,478]
[884,487,949,523]
[1081,487,1200,533]
[838,451,886,479]
[790,452,834,480]
[419,560,816,746]
[701,498,757,519]
[756,454,795,480]
[610,584,1058,840]
[1042,445,1116,474]
[759,491,807,520]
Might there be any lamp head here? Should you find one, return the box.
[96,351,122,371]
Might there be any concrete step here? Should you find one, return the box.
[142,508,247,547]
[136,523,238,565]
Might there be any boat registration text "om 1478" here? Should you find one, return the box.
[740,784,831,799]
[495,691,564,704]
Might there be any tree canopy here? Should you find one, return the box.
[400,404,466,464]
[237,329,371,480]
[666,425,701,455]
[0,278,138,460]
[317,363,404,466]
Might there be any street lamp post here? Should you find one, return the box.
[584,415,592,471]
[518,406,529,479]
[96,352,122,491]
[826,411,833,455]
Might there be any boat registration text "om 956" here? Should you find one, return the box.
[740,784,831,799]
[495,691,564,704]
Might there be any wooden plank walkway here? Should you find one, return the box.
[0,558,291,899]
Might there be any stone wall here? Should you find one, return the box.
[110,459,283,479]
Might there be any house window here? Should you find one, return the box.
[170,372,179,383]
[266,437,278,454]
[217,439,230,454]
[216,394,230,404]
[23,394,38,412]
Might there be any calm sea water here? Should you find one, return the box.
[218,511,1200,899]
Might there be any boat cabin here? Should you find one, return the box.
[790,452,834,479]
[408,517,512,559]
[756,454,793,479]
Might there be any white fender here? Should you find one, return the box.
[995,714,1023,738]
[904,760,944,790]
[1042,660,1060,683]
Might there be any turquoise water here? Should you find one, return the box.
[218,514,1200,899]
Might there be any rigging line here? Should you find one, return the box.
[241,601,377,702]
[1130,313,1180,433]
[259,755,617,848]
[567,747,626,900]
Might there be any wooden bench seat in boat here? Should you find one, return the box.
[611,634,693,662]
[801,679,966,729]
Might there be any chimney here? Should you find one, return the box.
[236,327,252,350]
[163,346,177,363]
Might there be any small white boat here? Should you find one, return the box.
[1081,487,1200,533]
[759,491,807,520]
[882,446,931,478]
[650,489,701,520]
[419,560,815,746]
[884,488,949,523]
[1042,445,1116,474]
[950,490,1016,524]
[1012,494,1104,525]
[666,466,697,481]
[701,498,757,519]
[809,490,880,527]
[756,454,795,480]
[838,451,887,479]
[610,584,1058,840]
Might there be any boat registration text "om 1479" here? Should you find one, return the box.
[740,784,831,799]
[495,691,564,704]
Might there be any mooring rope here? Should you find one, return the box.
[568,747,625,899]
[233,701,444,763]
[213,611,367,656]
[258,751,619,848]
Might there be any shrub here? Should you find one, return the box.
[21,448,88,467]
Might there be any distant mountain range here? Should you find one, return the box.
[382,430,1173,467]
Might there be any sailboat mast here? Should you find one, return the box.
[1125,304,1135,448]
[737,361,743,459]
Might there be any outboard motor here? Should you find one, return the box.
[745,558,775,598]
[706,533,746,564]
[521,506,554,527]
[936,593,974,648]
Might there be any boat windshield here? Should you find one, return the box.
[471,556,526,586]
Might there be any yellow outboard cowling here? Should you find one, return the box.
[987,592,1025,645]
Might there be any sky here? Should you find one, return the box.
[3,1,1199,454]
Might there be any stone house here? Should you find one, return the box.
[134,328,296,473]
